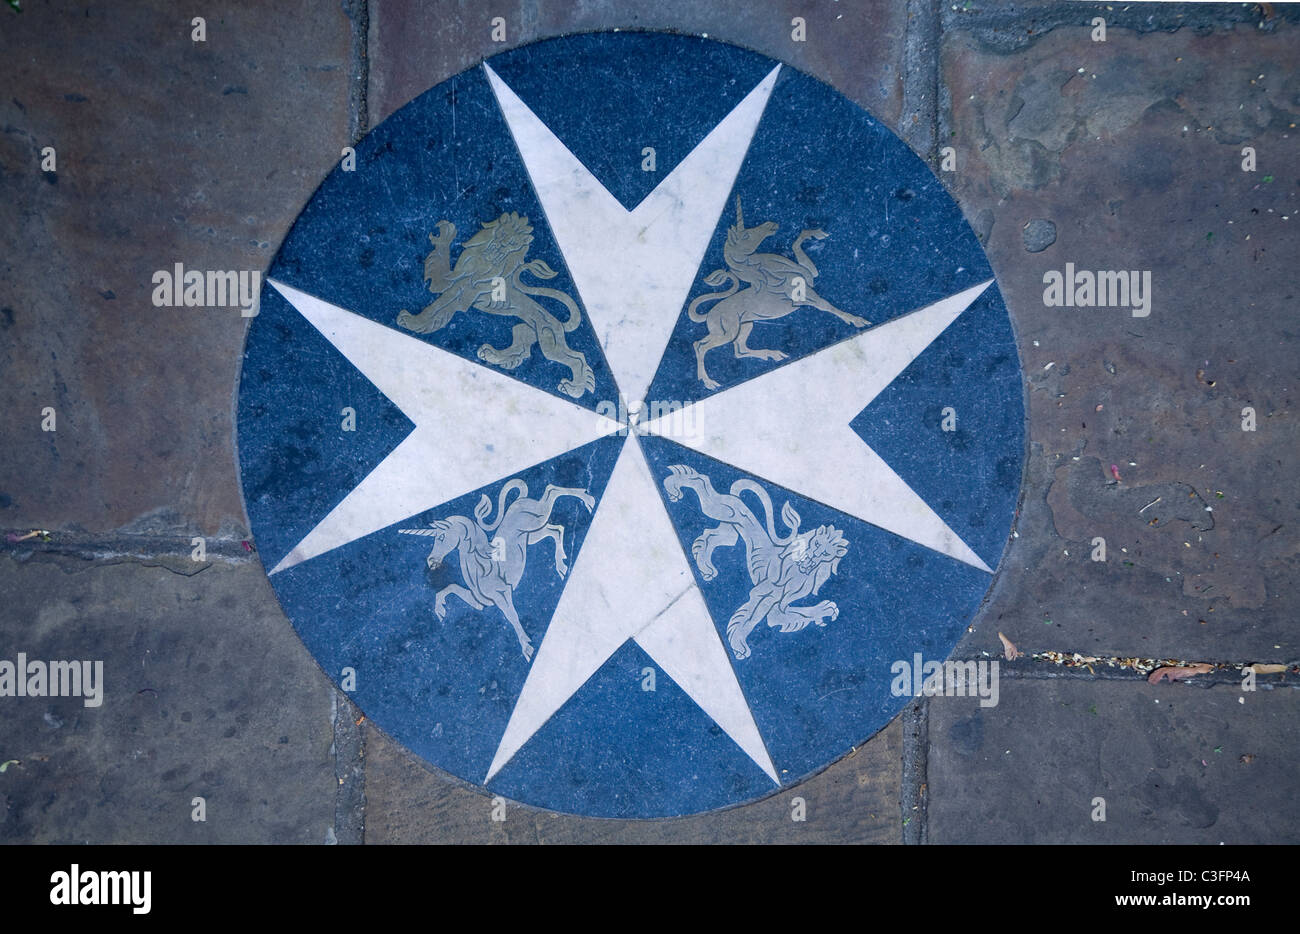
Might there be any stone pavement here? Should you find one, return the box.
[1,0,1296,843]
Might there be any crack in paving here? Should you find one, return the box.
[1,531,258,568]
[902,0,941,159]
[343,0,370,145]
[901,698,928,845]
[330,690,366,845]
[940,1,1296,55]
[955,650,1298,686]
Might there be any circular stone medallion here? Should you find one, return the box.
[237,32,1025,818]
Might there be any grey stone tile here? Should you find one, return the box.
[0,0,352,537]
[928,676,1300,844]
[941,22,1300,662]
[363,716,901,844]
[368,0,907,130]
[0,557,335,843]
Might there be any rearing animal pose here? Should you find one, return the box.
[689,198,870,390]
[399,479,595,661]
[663,464,849,660]
[396,212,596,398]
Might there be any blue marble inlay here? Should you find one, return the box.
[237,32,1025,818]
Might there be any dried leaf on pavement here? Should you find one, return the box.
[997,631,1021,661]
[1148,663,1213,684]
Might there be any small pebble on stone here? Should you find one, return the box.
[1023,218,1057,253]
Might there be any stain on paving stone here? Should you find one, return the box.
[1134,772,1220,829]
[947,712,983,756]
[944,25,1300,198]
[1049,456,1214,534]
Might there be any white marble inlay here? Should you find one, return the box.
[265,280,620,575]
[485,62,781,407]
[642,280,995,572]
[485,435,776,783]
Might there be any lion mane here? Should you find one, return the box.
[396,212,595,398]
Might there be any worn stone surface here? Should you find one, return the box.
[944,21,1300,663]
[0,0,352,538]
[363,715,901,843]
[368,0,907,130]
[929,677,1300,844]
[0,558,335,844]
[0,0,1294,845]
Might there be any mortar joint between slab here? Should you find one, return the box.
[331,689,367,845]
[901,697,929,845]
[902,0,941,162]
[345,0,370,145]
[963,653,1300,684]
[1,533,259,567]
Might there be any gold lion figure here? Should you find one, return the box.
[397,212,595,398]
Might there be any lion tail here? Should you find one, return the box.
[517,261,583,332]
[517,283,583,331]
[730,479,799,546]
[686,270,739,322]
[476,479,528,532]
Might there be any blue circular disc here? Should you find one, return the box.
[237,32,1025,818]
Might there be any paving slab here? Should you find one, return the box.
[0,0,352,537]
[367,0,907,130]
[942,18,1300,663]
[1,0,1294,846]
[363,715,900,844]
[0,556,336,844]
[928,676,1300,844]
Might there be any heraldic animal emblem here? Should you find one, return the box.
[689,199,871,390]
[663,465,850,660]
[396,212,596,399]
[399,479,595,661]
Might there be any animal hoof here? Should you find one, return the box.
[808,228,829,240]
[521,642,535,661]
[701,377,721,391]
[434,601,447,621]
[578,493,595,511]
[556,561,568,578]
[558,379,586,398]
[848,316,870,328]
